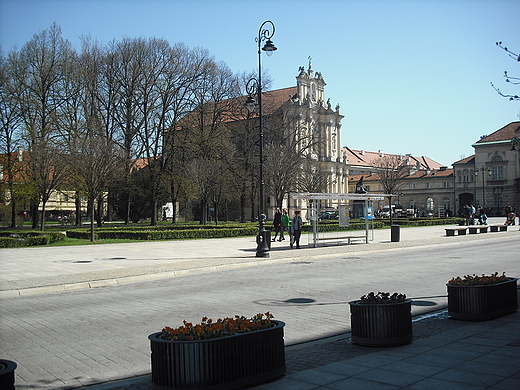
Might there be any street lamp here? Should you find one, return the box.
[475,166,491,210]
[245,20,277,258]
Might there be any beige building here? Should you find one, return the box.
[343,148,451,216]
[454,121,520,216]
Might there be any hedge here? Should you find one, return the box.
[0,231,66,248]
[66,227,259,241]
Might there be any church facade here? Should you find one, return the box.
[274,62,348,213]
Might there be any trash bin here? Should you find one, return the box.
[391,225,400,242]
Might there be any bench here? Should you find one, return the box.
[319,235,368,245]
[445,227,467,236]
[490,225,508,232]
[468,226,488,234]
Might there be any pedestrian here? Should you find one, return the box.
[272,208,282,242]
[290,210,303,249]
[280,209,289,241]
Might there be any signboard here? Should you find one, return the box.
[339,205,350,227]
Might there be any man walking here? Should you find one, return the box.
[290,210,303,249]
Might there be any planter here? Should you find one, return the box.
[349,299,413,347]
[447,278,518,321]
[0,359,17,390]
[149,320,285,390]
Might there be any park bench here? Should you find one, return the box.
[490,225,508,232]
[468,226,488,234]
[445,227,468,236]
[319,235,368,245]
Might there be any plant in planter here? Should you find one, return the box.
[349,292,413,347]
[0,359,17,390]
[447,272,518,321]
[149,312,285,390]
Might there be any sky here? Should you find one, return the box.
[1,0,519,167]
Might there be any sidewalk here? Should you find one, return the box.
[78,299,520,390]
[1,217,519,389]
[1,217,517,297]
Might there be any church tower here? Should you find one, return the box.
[282,58,348,207]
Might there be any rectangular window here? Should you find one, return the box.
[426,183,431,189]
[491,166,503,181]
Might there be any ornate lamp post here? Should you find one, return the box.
[245,21,277,258]
[475,166,491,210]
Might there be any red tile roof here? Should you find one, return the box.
[453,155,475,165]
[475,121,520,144]
[342,147,444,170]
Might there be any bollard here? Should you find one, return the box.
[391,225,400,242]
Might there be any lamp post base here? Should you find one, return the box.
[256,230,270,258]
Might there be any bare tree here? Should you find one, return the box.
[263,108,324,211]
[16,23,76,230]
[181,61,239,224]
[108,37,148,224]
[0,49,25,227]
[370,154,409,223]
[298,157,330,194]
[68,135,123,241]
[491,42,519,101]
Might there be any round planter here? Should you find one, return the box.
[349,299,413,347]
[447,278,518,321]
[0,359,17,390]
[149,320,286,390]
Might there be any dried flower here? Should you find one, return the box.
[448,272,510,286]
[161,312,274,341]
[359,291,407,304]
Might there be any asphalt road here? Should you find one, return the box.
[1,235,519,390]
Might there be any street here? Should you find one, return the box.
[1,235,519,389]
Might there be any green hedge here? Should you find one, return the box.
[66,227,258,240]
[0,231,66,248]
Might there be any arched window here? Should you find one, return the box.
[426,197,434,211]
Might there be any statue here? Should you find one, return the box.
[355,176,369,194]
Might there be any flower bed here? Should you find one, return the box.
[447,273,518,321]
[149,313,285,389]
[349,292,412,346]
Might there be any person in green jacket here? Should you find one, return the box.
[280,209,290,241]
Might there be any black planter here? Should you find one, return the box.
[0,359,17,390]
[349,299,413,347]
[149,320,285,390]
[447,278,518,321]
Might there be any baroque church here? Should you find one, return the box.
[264,60,348,215]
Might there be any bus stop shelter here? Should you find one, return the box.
[291,192,395,247]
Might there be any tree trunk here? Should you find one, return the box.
[10,197,16,228]
[31,203,39,229]
[151,199,158,226]
[214,201,219,225]
[75,194,82,226]
[200,200,207,225]
[96,195,103,228]
[39,201,46,232]
[89,197,95,242]
[171,197,178,224]
[240,184,246,223]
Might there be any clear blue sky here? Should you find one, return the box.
[1,0,519,167]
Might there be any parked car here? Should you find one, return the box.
[318,211,338,220]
